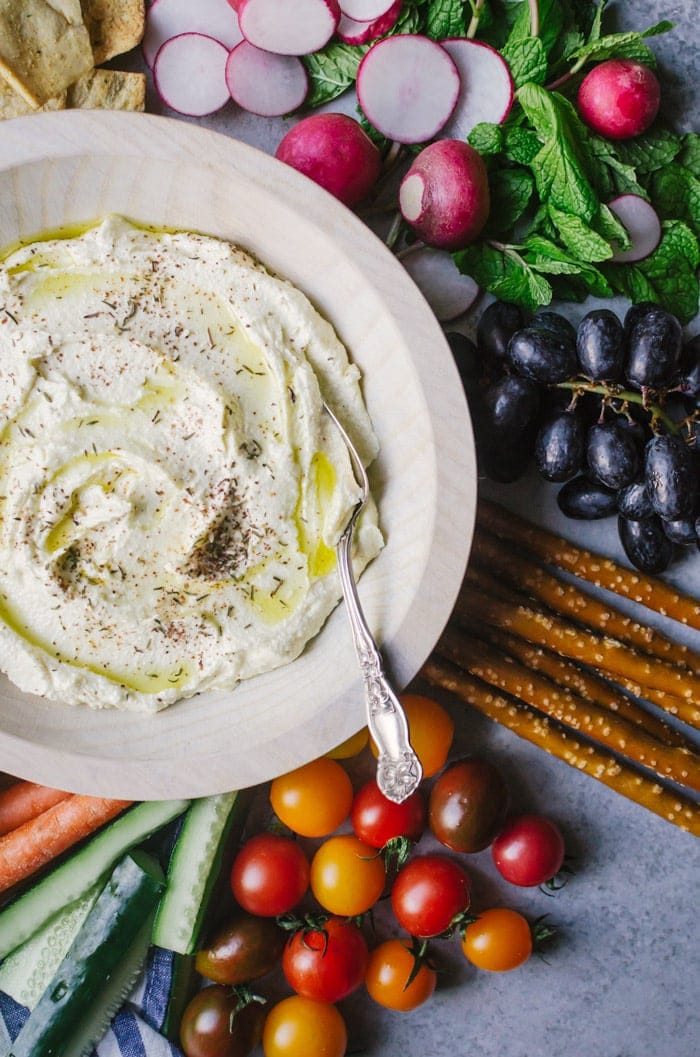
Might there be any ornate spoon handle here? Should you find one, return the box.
[336,520,422,803]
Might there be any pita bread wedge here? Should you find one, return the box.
[67,68,146,111]
[0,0,94,104]
[80,0,145,65]
[0,78,66,120]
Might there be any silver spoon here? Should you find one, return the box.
[324,403,422,803]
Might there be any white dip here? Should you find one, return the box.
[0,216,382,711]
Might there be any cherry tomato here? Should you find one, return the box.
[195,911,285,985]
[351,779,426,849]
[326,727,368,759]
[492,814,565,887]
[262,995,347,1057]
[270,757,353,838]
[282,916,369,1003]
[310,834,386,916]
[371,694,454,778]
[365,938,437,1011]
[180,986,265,1057]
[461,908,533,971]
[429,757,509,853]
[231,834,309,916]
[391,855,471,938]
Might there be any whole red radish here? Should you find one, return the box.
[577,59,660,140]
[275,113,382,207]
[399,139,490,250]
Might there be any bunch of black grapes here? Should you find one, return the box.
[448,301,700,574]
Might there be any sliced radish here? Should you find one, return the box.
[357,35,460,145]
[401,246,480,322]
[225,41,308,117]
[440,38,514,140]
[336,1,401,44]
[153,33,231,117]
[237,0,340,55]
[143,0,243,68]
[338,0,397,19]
[608,194,662,263]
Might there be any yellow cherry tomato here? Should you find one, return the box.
[310,834,386,915]
[365,938,437,1011]
[461,908,533,971]
[270,757,353,838]
[371,694,454,777]
[325,727,369,759]
[262,995,347,1057]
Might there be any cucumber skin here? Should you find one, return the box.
[0,798,189,961]
[10,852,164,1057]
[152,790,249,956]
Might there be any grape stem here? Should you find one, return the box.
[554,379,679,434]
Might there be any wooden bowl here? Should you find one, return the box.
[0,111,475,798]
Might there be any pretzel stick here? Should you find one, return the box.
[421,656,700,837]
[459,569,700,725]
[437,626,700,793]
[457,616,692,749]
[478,499,700,630]
[471,529,700,674]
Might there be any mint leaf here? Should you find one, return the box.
[453,241,553,310]
[650,164,700,236]
[603,220,700,323]
[613,128,683,174]
[504,126,542,165]
[485,168,535,233]
[425,0,467,39]
[392,0,429,34]
[468,122,504,156]
[522,234,613,296]
[564,20,672,67]
[501,37,548,87]
[595,202,631,250]
[518,84,598,221]
[548,204,613,261]
[506,0,564,57]
[587,135,645,198]
[676,133,700,178]
[302,43,367,107]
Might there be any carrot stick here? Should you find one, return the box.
[459,569,700,724]
[0,782,72,837]
[477,499,700,630]
[421,656,700,838]
[471,528,700,674]
[437,626,700,793]
[462,618,692,749]
[0,795,132,894]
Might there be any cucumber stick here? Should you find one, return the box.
[153,790,247,955]
[9,851,164,1057]
[0,883,102,1009]
[0,797,188,961]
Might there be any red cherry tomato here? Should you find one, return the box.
[391,854,471,938]
[231,834,309,916]
[492,814,565,887]
[351,779,426,849]
[282,917,369,1003]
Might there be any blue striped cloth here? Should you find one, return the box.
[0,946,183,1057]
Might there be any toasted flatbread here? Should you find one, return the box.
[0,78,66,120]
[0,0,93,104]
[79,0,145,65]
[67,68,146,111]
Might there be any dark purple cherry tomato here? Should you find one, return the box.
[180,986,265,1057]
[429,757,509,853]
[195,911,285,985]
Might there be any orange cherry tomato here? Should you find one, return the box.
[325,727,369,759]
[262,995,347,1057]
[371,694,454,778]
[310,834,386,916]
[270,757,353,838]
[461,908,533,971]
[365,938,437,1011]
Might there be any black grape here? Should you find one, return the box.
[586,420,639,489]
[644,434,699,520]
[477,375,541,483]
[618,516,674,573]
[678,334,700,400]
[446,332,480,394]
[508,327,577,384]
[576,309,624,381]
[625,306,682,389]
[661,517,698,545]
[534,410,585,482]
[533,310,577,343]
[476,302,525,371]
[557,476,618,519]
[617,480,654,520]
